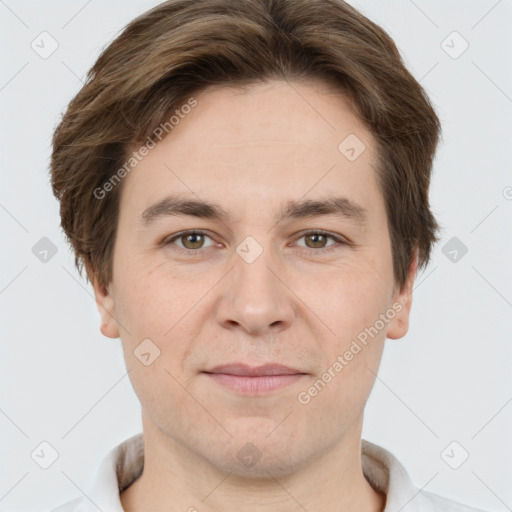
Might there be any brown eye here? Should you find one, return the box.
[180,232,205,249]
[296,231,344,251]
[304,233,330,249]
[164,230,216,252]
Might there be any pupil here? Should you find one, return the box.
[187,234,202,247]
[309,234,324,247]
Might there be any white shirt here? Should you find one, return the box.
[51,433,490,512]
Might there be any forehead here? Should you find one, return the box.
[119,79,383,227]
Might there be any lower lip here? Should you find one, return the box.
[204,373,305,394]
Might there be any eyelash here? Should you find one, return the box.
[162,229,349,256]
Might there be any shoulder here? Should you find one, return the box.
[48,433,144,512]
[420,489,492,512]
[50,495,110,512]
[361,439,492,512]
[48,496,84,512]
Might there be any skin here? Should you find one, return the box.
[91,78,417,512]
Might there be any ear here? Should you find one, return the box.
[386,249,418,340]
[89,271,120,339]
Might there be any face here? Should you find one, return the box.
[93,79,415,478]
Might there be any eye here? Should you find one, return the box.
[162,229,348,256]
[163,230,217,252]
[295,230,347,253]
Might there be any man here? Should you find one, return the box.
[49,0,490,510]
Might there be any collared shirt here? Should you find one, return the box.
[51,433,490,512]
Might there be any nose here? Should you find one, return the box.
[215,243,296,337]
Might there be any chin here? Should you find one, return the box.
[203,430,311,479]
[220,451,307,480]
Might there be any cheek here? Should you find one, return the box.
[113,261,217,375]
[316,256,391,395]
[297,252,392,341]
[297,274,388,422]
[113,267,199,411]
[114,259,187,336]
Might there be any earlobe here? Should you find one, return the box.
[386,250,418,340]
[100,316,115,338]
[90,274,120,339]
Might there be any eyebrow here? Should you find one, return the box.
[141,194,369,228]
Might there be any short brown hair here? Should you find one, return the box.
[50,0,442,294]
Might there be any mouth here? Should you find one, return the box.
[202,363,307,395]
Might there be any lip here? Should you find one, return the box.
[202,364,307,395]
[204,363,304,376]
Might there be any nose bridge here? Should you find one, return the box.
[215,235,295,334]
[235,237,277,294]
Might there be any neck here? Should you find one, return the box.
[120,415,386,512]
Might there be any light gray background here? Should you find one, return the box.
[1,1,511,511]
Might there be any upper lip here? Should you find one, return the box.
[204,363,305,377]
